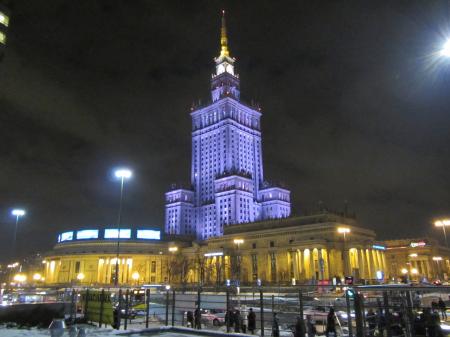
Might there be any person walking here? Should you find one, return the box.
[306,315,316,337]
[325,308,336,337]
[234,310,242,333]
[272,312,280,337]
[438,298,447,320]
[248,308,256,334]
[367,309,377,336]
[293,315,306,337]
[194,308,201,330]
[186,311,194,328]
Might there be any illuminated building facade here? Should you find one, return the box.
[165,12,291,240]
[42,214,392,286]
[384,238,450,282]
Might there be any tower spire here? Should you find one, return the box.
[220,10,230,57]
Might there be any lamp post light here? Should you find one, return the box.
[77,273,85,283]
[11,209,25,258]
[113,168,132,287]
[131,272,140,286]
[434,219,450,247]
[441,39,450,57]
[337,227,351,277]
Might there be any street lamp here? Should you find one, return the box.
[441,39,450,57]
[131,272,140,285]
[337,227,351,276]
[434,219,450,247]
[11,209,25,258]
[337,227,351,240]
[233,239,244,284]
[113,168,132,287]
[77,273,85,282]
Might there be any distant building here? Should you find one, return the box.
[164,12,291,240]
[0,1,11,62]
[384,237,450,282]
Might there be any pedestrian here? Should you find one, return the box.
[367,309,377,336]
[306,315,316,337]
[432,301,439,313]
[194,308,201,329]
[377,309,386,337]
[186,311,194,328]
[294,315,305,337]
[272,312,280,337]
[112,306,120,330]
[438,298,447,320]
[234,310,242,333]
[248,308,256,334]
[325,308,336,337]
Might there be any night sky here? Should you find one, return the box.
[1,0,450,261]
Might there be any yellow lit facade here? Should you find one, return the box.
[42,214,390,286]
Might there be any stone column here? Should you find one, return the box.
[293,250,299,281]
[343,248,350,277]
[318,248,324,280]
[325,248,330,279]
[359,249,366,280]
[365,249,372,279]
[310,249,315,281]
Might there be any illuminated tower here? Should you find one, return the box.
[165,12,291,239]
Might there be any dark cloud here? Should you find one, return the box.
[0,0,450,261]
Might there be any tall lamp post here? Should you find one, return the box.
[434,219,450,247]
[113,168,132,287]
[233,239,244,285]
[233,239,244,310]
[337,227,351,277]
[11,209,25,259]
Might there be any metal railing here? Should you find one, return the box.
[2,284,450,337]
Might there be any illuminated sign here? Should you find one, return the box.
[410,241,426,248]
[104,229,131,239]
[372,245,386,250]
[76,230,99,240]
[137,230,161,240]
[204,252,224,257]
[59,231,73,242]
[376,270,384,281]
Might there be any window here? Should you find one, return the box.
[0,12,9,27]
[270,241,275,248]
[251,254,258,276]
[75,261,80,273]
[151,261,156,273]
[270,252,277,282]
